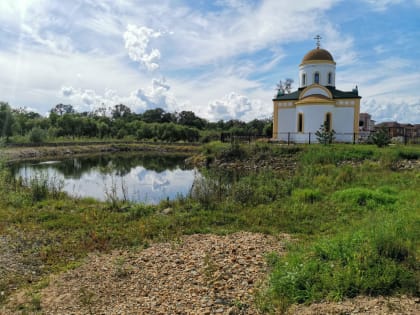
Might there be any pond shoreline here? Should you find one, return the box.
[0,142,200,163]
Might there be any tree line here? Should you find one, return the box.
[0,102,272,143]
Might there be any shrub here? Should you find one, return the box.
[217,142,247,161]
[29,127,47,143]
[369,128,391,147]
[397,149,420,160]
[332,187,397,208]
[315,122,336,145]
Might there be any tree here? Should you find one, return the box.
[176,111,207,129]
[51,104,74,116]
[369,128,391,147]
[12,107,42,136]
[276,78,294,95]
[262,121,273,137]
[141,108,167,123]
[111,104,132,119]
[0,102,14,140]
[315,122,336,145]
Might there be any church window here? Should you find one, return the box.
[302,73,306,86]
[325,113,332,132]
[298,113,304,132]
[328,72,332,85]
[314,72,320,84]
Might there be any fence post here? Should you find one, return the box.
[287,132,290,146]
[309,132,311,144]
[353,133,356,144]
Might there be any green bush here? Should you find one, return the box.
[332,187,397,208]
[369,128,391,147]
[217,142,248,161]
[29,127,47,143]
[397,149,420,160]
[315,122,336,145]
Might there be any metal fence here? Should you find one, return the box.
[221,132,420,145]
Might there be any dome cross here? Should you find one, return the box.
[314,35,322,48]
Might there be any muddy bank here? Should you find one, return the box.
[0,142,199,163]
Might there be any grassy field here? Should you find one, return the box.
[0,142,419,313]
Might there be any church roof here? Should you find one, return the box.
[273,86,360,101]
[301,48,334,64]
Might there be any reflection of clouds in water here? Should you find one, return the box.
[152,175,170,191]
[15,163,197,205]
[135,167,148,182]
[128,167,195,203]
[133,167,174,191]
[64,170,105,200]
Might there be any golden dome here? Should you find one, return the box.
[301,48,335,64]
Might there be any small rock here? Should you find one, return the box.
[161,207,172,215]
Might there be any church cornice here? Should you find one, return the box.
[299,84,333,99]
[295,96,336,105]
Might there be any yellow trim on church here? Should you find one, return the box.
[273,102,278,137]
[353,98,361,137]
[300,60,336,66]
[295,97,335,105]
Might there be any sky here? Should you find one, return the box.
[0,0,419,123]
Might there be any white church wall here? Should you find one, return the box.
[276,105,356,143]
[299,63,335,87]
[277,108,295,141]
[297,104,334,132]
[333,107,355,142]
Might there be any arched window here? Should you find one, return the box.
[325,113,332,132]
[298,113,304,132]
[314,72,320,84]
[302,73,306,86]
[328,72,332,85]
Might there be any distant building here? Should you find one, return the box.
[272,36,361,143]
[375,122,420,138]
[359,113,375,132]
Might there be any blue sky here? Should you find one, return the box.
[0,0,419,123]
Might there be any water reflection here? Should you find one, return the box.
[12,154,198,204]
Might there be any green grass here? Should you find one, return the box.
[0,143,419,312]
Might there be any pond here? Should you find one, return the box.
[11,154,199,204]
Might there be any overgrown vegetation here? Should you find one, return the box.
[0,143,419,313]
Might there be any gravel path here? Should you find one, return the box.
[35,232,288,314]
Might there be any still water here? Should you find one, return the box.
[12,154,198,204]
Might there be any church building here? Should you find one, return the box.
[273,36,361,143]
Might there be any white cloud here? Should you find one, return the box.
[60,78,179,113]
[207,92,268,122]
[123,24,162,71]
[159,0,341,69]
[361,0,403,11]
[362,99,420,123]
[323,27,357,66]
